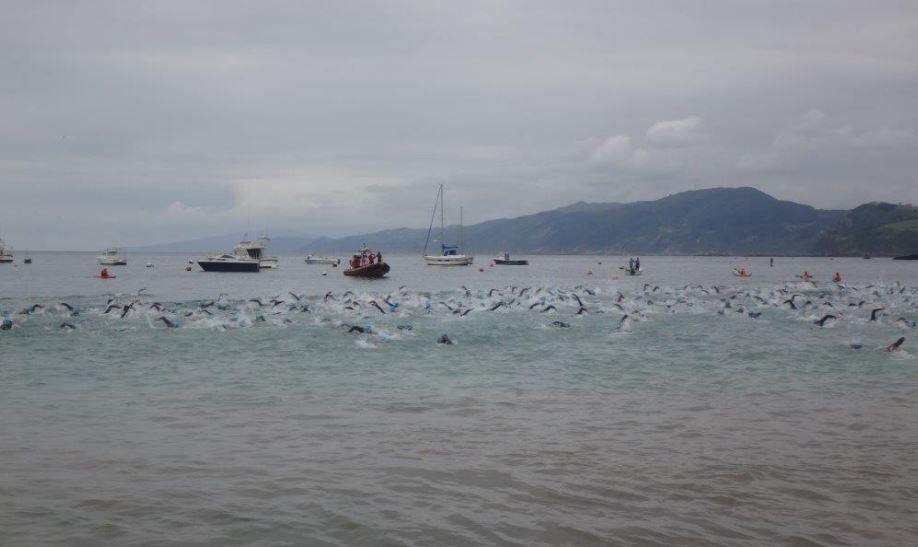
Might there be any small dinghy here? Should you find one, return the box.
[733,268,751,278]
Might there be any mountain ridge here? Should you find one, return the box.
[128,187,918,257]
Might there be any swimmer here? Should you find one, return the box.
[884,337,905,352]
[157,316,178,328]
[437,333,453,345]
[814,314,837,327]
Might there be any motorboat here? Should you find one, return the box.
[0,246,12,265]
[305,255,341,266]
[234,236,278,269]
[197,253,260,272]
[493,252,528,266]
[259,257,279,269]
[0,237,14,263]
[24,256,32,264]
[423,184,474,266]
[98,248,127,265]
[344,247,389,278]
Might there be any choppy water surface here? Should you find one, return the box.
[2,254,918,546]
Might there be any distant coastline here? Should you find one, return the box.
[115,188,918,258]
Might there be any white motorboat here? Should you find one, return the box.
[305,255,340,265]
[0,238,12,263]
[233,236,279,269]
[197,253,260,272]
[98,248,127,265]
[423,184,474,266]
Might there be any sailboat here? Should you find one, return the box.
[423,184,473,266]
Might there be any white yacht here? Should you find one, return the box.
[198,252,260,272]
[97,248,127,265]
[305,255,340,265]
[0,238,13,263]
[423,184,474,266]
[234,236,279,269]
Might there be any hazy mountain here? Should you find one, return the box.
[131,188,918,256]
[307,187,846,255]
[814,202,918,256]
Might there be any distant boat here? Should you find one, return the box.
[98,248,127,265]
[305,255,340,266]
[733,268,751,277]
[620,266,642,276]
[493,252,528,266]
[344,246,389,278]
[197,253,260,272]
[863,255,871,259]
[24,256,32,264]
[893,254,918,260]
[0,238,14,263]
[197,235,269,272]
[234,236,278,269]
[423,184,473,266]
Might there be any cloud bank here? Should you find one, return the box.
[1,1,916,249]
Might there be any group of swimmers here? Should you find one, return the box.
[798,271,843,283]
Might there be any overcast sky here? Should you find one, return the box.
[2,1,917,249]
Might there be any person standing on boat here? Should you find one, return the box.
[377,252,383,264]
[770,257,774,267]
[628,257,634,272]
[635,257,640,271]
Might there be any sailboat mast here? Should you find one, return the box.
[460,207,464,251]
[439,184,445,243]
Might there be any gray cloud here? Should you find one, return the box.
[1,1,916,249]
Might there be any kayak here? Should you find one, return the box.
[732,269,751,278]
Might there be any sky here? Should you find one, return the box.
[2,0,917,250]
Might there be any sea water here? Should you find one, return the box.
[1,254,917,546]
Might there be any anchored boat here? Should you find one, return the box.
[98,248,127,266]
[493,252,528,266]
[197,253,260,272]
[234,236,278,269]
[305,255,341,266]
[0,238,12,263]
[197,235,273,272]
[423,184,473,266]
